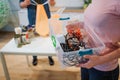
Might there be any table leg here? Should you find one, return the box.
[26,55,30,67]
[0,53,10,80]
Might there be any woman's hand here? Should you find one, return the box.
[76,47,120,69]
[78,55,104,69]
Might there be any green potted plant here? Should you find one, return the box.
[83,0,91,9]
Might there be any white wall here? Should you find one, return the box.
[54,0,84,8]
[18,9,29,26]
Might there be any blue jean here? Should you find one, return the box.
[81,65,119,80]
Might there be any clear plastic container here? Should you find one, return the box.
[49,15,105,67]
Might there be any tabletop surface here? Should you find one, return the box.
[0,36,56,56]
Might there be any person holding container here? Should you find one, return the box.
[77,0,120,80]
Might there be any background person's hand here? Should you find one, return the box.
[49,0,56,6]
[24,0,31,6]
[20,0,31,8]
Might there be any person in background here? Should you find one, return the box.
[19,0,54,66]
[77,0,120,80]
